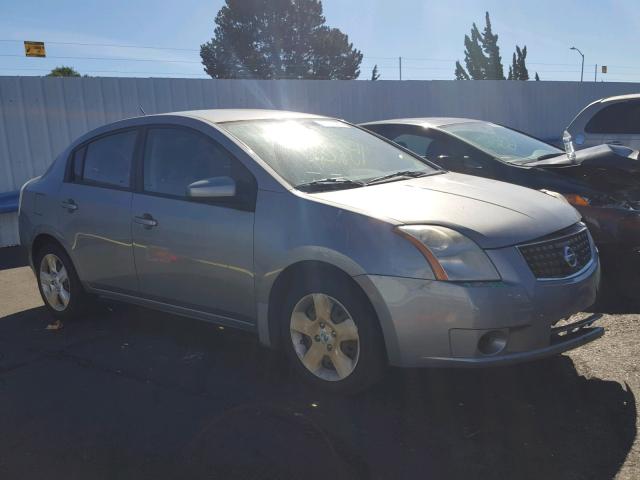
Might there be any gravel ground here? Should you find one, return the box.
[0,245,638,479]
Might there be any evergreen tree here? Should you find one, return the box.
[461,23,487,79]
[200,0,362,79]
[454,12,504,80]
[535,72,540,81]
[454,61,470,80]
[370,64,380,80]
[481,12,505,80]
[516,45,529,80]
[509,45,529,80]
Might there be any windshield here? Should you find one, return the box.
[441,122,563,164]
[221,118,437,188]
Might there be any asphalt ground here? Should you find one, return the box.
[0,245,638,480]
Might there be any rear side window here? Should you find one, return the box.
[80,130,137,188]
[365,124,436,156]
[391,133,434,156]
[71,146,86,181]
[585,101,640,134]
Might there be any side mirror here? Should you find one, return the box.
[187,176,236,199]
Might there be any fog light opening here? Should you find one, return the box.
[478,330,508,356]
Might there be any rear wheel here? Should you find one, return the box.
[35,242,94,320]
[281,275,386,394]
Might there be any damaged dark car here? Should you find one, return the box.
[362,118,640,300]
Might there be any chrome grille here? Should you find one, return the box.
[518,227,593,279]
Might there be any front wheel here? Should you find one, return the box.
[281,275,386,394]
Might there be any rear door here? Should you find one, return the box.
[131,125,257,324]
[57,129,139,293]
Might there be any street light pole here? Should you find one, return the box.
[570,46,584,82]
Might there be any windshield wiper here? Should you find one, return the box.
[534,152,564,161]
[295,177,365,192]
[365,170,431,186]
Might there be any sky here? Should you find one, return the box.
[0,0,638,82]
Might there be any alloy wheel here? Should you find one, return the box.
[39,253,71,312]
[290,293,360,381]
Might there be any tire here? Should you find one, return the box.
[34,241,94,320]
[280,273,386,394]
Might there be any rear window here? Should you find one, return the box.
[80,130,138,188]
[585,101,640,134]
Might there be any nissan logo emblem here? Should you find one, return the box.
[563,245,578,268]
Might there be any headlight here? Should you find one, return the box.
[395,225,500,281]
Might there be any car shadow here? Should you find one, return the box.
[0,303,635,480]
[0,245,28,271]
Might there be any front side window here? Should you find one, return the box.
[142,127,255,205]
[441,122,562,164]
[81,130,137,188]
[221,118,437,188]
[585,101,640,134]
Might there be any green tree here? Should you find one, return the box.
[454,12,504,80]
[370,64,380,80]
[200,0,362,79]
[508,45,529,80]
[47,66,80,77]
[535,72,540,81]
[481,12,504,80]
[454,61,470,80]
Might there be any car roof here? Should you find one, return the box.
[360,117,482,128]
[157,108,327,124]
[596,93,640,104]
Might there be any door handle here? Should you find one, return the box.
[61,199,78,212]
[134,213,158,228]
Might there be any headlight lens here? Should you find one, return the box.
[395,225,500,281]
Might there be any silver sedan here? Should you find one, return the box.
[19,109,602,393]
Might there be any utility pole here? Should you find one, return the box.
[570,46,584,82]
[399,56,402,81]
[594,64,597,82]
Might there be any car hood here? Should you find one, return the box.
[310,172,580,249]
[526,144,640,201]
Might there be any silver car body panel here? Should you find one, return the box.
[19,109,601,367]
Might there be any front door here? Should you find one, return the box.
[57,129,139,293]
[131,126,256,324]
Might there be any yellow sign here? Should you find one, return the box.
[24,41,46,57]
[601,65,608,74]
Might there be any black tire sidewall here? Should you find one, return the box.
[34,242,88,320]
[280,274,386,394]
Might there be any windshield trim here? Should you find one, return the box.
[438,121,563,165]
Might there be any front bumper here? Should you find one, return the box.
[355,244,601,368]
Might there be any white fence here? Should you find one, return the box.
[1,76,640,246]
